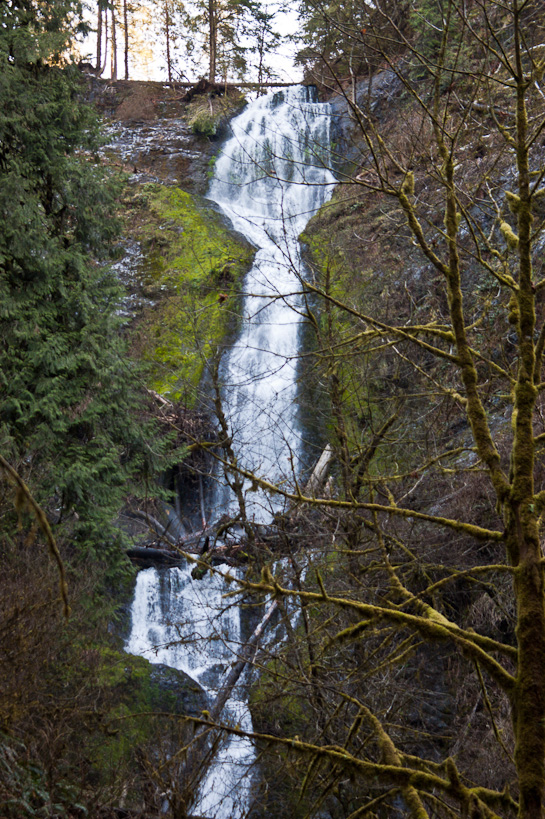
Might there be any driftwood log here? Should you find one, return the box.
[126,541,244,570]
[126,547,186,568]
[125,510,278,569]
[304,444,334,496]
[125,444,335,569]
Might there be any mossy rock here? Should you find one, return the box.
[128,183,255,403]
[148,661,208,716]
[248,658,318,819]
[88,648,208,787]
[299,189,440,476]
[249,657,311,738]
[187,91,247,138]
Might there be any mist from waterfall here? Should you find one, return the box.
[126,86,335,818]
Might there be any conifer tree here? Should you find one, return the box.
[0,0,164,573]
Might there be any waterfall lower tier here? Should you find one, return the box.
[126,85,335,818]
[126,565,255,817]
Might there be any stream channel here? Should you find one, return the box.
[125,85,336,818]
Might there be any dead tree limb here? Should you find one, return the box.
[179,598,279,802]
[304,444,334,496]
[128,510,179,546]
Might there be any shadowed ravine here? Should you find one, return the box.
[125,86,335,818]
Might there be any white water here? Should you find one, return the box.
[126,86,335,818]
[208,86,336,521]
[125,563,253,817]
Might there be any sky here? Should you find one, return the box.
[79,1,303,84]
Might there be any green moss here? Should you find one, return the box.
[131,184,255,403]
[87,647,205,784]
[299,196,429,479]
[90,653,153,775]
[249,660,310,737]
[248,655,321,818]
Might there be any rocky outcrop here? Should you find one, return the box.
[86,78,247,193]
[327,70,403,174]
[148,662,208,717]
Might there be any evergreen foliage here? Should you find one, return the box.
[0,0,165,572]
[296,0,409,81]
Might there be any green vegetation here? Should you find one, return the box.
[0,0,253,805]
[300,196,420,476]
[233,4,545,819]
[187,90,247,136]
[0,1,171,573]
[0,543,200,817]
[0,3,193,815]
[128,184,254,402]
[7,0,545,817]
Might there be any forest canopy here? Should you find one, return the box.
[0,5,175,813]
[0,0,166,563]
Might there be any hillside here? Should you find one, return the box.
[244,9,545,815]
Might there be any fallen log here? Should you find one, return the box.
[128,510,179,546]
[126,547,184,567]
[207,598,278,721]
[126,508,281,570]
[126,542,245,570]
[181,78,226,102]
[159,501,189,539]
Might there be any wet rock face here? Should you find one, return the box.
[103,118,215,193]
[110,239,152,319]
[327,70,402,173]
[86,78,255,407]
[87,78,218,193]
[148,662,209,716]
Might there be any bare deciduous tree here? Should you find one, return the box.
[171,2,545,817]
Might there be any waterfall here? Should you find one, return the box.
[208,86,336,520]
[126,86,335,818]
[125,563,253,817]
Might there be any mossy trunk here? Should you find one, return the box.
[437,50,545,814]
[510,35,545,816]
[512,520,545,819]
[208,0,217,83]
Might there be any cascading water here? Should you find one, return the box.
[208,86,336,520]
[126,86,335,818]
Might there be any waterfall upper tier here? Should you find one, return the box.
[207,85,336,523]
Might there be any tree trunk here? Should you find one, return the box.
[257,26,265,95]
[110,6,117,81]
[209,599,278,721]
[179,599,279,803]
[100,10,108,76]
[305,444,334,496]
[510,39,545,816]
[96,1,102,72]
[208,0,217,83]
[165,0,172,83]
[123,0,129,80]
[512,522,545,819]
